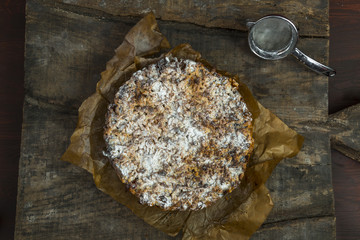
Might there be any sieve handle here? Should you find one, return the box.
[292,48,336,77]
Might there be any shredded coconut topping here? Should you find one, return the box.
[104,57,254,211]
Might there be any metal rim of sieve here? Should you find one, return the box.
[248,15,299,60]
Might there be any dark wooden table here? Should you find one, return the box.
[0,0,359,239]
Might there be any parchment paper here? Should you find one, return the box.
[62,13,303,239]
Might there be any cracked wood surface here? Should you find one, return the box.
[15,0,340,239]
[50,0,329,37]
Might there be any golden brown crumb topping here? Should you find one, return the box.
[104,57,253,211]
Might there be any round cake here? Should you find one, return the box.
[104,57,254,211]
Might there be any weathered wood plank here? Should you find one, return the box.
[25,1,329,124]
[24,1,138,109]
[16,0,335,239]
[253,216,335,239]
[329,103,360,162]
[50,0,329,37]
[15,101,181,240]
[264,127,334,224]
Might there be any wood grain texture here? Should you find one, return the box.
[329,103,360,162]
[332,149,360,240]
[329,0,360,114]
[51,0,329,37]
[15,101,180,240]
[329,1,360,238]
[253,216,336,239]
[265,128,334,221]
[15,0,337,239]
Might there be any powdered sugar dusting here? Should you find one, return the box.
[104,57,253,211]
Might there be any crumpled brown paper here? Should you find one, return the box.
[62,13,304,239]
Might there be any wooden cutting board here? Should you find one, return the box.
[16,0,352,239]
